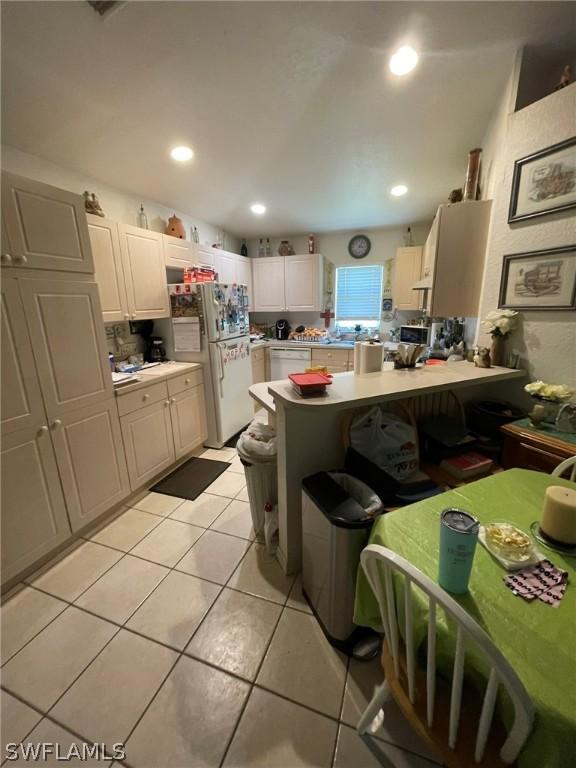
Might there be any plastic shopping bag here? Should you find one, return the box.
[350,407,418,480]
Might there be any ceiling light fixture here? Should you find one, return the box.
[250,203,267,215]
[389,45,419,76]
[170,145,194,162]
[390,184,408,197]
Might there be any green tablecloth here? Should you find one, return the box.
[354,469,576,768]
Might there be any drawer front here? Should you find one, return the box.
[311,349,350,366]
[117,381,168,417]
[167,369,204,397]
[503,438,564,473]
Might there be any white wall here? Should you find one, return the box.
[476,84,576,403]
[1,145,240,253]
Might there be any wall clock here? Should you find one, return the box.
[348,234,371,259]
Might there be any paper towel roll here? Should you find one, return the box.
[358,341,384,374]
[354,341,363,374]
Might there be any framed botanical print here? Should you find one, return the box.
[498,245,576,310]
[508,137,576,223]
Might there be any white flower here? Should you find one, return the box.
[482,309,518,337]
[525,380,573,402]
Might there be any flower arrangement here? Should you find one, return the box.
[525,381,573,403]
[483,309,518,338]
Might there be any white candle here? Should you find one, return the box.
[541,486,576,545]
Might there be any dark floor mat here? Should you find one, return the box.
[150,457,230,501]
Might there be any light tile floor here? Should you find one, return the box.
[1,447,443,768]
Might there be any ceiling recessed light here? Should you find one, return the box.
[170,145,194,162]
[250,203,267,215]
[391,184,408,197]
[389,46,419,76]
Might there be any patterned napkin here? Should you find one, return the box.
[504,559,569,607]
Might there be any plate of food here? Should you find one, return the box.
[479,521,543,570]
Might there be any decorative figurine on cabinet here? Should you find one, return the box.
[83,191,105,217]
[166,214,186,239]
[473,347,491,368]
[554,64,572,91]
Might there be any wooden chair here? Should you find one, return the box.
[551,455,576,482]
[357,545,534,767]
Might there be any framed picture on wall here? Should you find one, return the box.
[508,137,576,223]
[498,245,576,310]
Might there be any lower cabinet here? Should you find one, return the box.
[311,348,351,373]
[1,425,71,583]
[170,387,208,460]
[121,399,175,491]
[251,346,267,384]
[51,399,130,532]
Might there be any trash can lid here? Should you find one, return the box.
[302,472,374,529]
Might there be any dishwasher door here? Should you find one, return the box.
[269,347,311,379]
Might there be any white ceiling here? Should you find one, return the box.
[2,1,574,235]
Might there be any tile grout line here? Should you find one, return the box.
[330,653,352,767]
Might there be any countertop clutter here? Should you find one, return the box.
[113,361,202,395]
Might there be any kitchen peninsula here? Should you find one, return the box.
[251,363,525,573]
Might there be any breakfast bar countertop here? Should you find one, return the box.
[267,362,525,411]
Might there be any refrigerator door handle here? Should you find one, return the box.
[216,343,225,397]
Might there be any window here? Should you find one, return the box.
[334,264,383,328]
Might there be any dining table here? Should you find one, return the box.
[354,468,576,768]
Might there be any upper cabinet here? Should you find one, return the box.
[284,254,322,311]
[414,201,492,317]
[163,235,199,269]
[118,224,170,320]
[218,250,238,284]
[87,215,129,322]
[236,255,253,310]
[393,247,423,311]
[252,253,324,312]
[1,172,93,273]
[252,257,287,312]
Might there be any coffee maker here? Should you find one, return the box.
[275,319,291,340]
[145,336,167,363]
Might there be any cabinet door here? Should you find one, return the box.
[236,256,253,310]
[51,399,130,531]
[1,278,45,435]
[218,251,237,285]
[163,235,198,269]
[197,247,218,270]
[1,425,71,583]
[1,172,93,273]
[170,386,207,460]
[393,247,423,311]
[121,399,175,490]
[422,209,440,281]
[284,254,321,311]
[252,257,286,311]
[20,278,113,419]
[87,215,129,323]
[119,224,169,320]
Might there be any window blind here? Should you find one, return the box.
[335,264,383,324]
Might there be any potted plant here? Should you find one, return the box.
[482,309,518,366]
[524,381,574,424]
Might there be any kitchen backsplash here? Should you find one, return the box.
[249,309,423,339]
[104,322,145,361]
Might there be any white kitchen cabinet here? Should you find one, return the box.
[1,172,93,273]
[197,246,219,271]
[236,255,253,309]
[118,224,169,320]
[416,201,492,317]
[51,399,129,532]
[393,247,423,311]
[120,398,175,490]
[163,235,199,269]
[1,424,71,583]
[87,215,129,322]
[252,257,286,311]
[170,386,207,459]
[1,278,45,435]
[19,278,113,419]
[218,250,238,284]
[284,254,322,311]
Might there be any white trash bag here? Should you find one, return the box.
[350,407,418,480]
[328,472,383,517]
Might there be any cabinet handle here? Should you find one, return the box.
[15,254,28,264]
[51,419,62,429]
[124,313,130,320]
[131,313,136,319]
[142,393,150,401]
[38,425,49,434]
[164,400,170,406]
[1,253,12,264]
[170,397,176,404]
[185,378,191,384]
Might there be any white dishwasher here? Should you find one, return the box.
[270,347,311,379]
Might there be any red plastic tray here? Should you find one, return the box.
[288,373,333,388]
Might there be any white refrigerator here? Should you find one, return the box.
[166,282,253,448]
